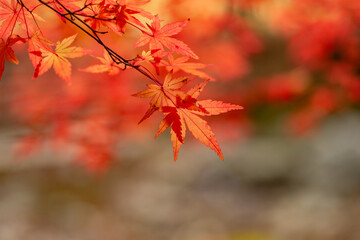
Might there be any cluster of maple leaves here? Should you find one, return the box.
[0,0,242,169]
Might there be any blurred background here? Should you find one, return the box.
[1,0,360,239]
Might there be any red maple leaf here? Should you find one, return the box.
[134,74,243,161]
[0,0,43,36]
[0,0,21,39]
[134,15,198,59]
[159,91,242,161]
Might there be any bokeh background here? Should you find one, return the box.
[1,0,360,239]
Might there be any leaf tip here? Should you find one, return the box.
[173,152,179,162]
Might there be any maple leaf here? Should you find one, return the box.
[33,34,90,83]
[0,0,20,39]
[81,50,123,75]
[154,94,240,161]
[133,73,189,123]
[114,0,153,33]
[135,77,243,161]
[83,0,152,35]
[133,73,189,108]
[134,15,198,59]
[170,82,242,161]
[0,35,26,81]
[162,55,214,80]
[179,98,241,161]
[0,0,43,37]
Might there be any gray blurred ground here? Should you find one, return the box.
[0,112,360,240]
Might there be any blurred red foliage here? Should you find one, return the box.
[1,0,360,170]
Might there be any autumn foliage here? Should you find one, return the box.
[0,0,243,170]
[1,0,359,170]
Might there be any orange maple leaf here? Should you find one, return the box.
[162,55,214,80]
[132,73,189,123]
[33,34,90,84]
[81,50,123,75]
[133,72,188,108]
[134,15,198,59]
